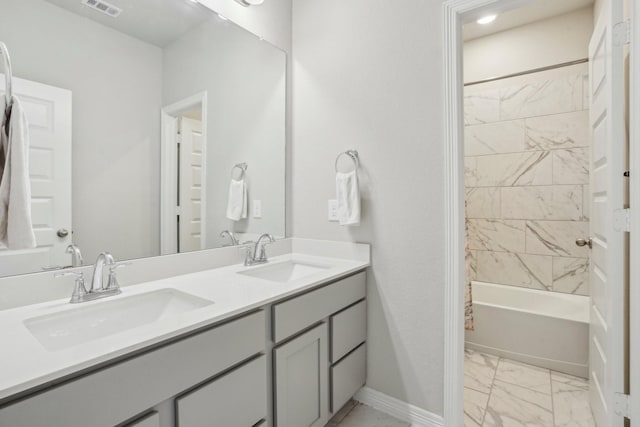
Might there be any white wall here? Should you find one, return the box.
[464,7,594,83]
[292,0,445,414]
[198,0,292,53]
[163,20,286,247]
[0,0,163,263]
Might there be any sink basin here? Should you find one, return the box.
[238,260,330,283]
[24,289,214,351]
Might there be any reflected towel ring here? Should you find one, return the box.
[231,162,248,179]
[335,150,359,173]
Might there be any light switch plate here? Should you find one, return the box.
[253,200,262,218]
[328,199,339,221]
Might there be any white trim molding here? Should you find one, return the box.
[441,1,539,425]
[354,387,444,427]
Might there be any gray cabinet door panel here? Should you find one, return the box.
[274,323,328,427]
[330,344,366,413]
[0,311,265,427]
[330,300,366,363]
[272,272,365,343]
[176,355,267,427]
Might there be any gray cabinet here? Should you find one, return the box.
[176,355,267,426]
[274,323,329,427]
[331,344,366,412]
[124,411,161,427]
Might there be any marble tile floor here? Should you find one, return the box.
[325,400,409,427]
[464,349,595,426]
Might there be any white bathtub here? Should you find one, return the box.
[465,281,590,378]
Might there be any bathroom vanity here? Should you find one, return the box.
[0,241,370,427]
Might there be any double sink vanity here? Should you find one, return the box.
[0,239,370,427]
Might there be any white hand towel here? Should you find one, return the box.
[336,170,360,226]
[226,178,247,221]
[0,96,36,249]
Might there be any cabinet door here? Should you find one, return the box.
[124,411,160,427]
[274,324,328,427]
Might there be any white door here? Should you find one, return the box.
[0,75,72,276]
[178,117,203,252]
[588,1,627,425]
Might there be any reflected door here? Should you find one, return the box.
[178,117,203,252]
[0,75,72,275]
[587,1,627,425]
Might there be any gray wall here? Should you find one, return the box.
[162,19,286,246]
[0,0,163,262]
[291,0,445,415]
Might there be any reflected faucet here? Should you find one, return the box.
[220,230,239,246]
[65,244,84,267]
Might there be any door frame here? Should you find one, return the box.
[160,91,208,255]
[441,0,639,425]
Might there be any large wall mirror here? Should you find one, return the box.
[0,0,286,277]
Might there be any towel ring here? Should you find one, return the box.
[0,42,12,106]
[335,150,359,173]
[231,162,248,179]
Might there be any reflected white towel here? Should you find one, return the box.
[0,96,36,249]
[226,178,247,221]
[336,170,360,226]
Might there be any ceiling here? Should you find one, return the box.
[463,0,595,41]
[45,0,212,47]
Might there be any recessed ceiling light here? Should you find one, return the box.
[477,15,497,25]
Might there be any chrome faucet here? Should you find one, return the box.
[65,244,84,267]
[244,233,275,266]
[55,252,128,303]
[220,230,239,246]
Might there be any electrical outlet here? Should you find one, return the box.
[328,199,339,221]
[253,200,262,218]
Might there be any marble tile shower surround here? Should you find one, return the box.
[464,70,590,296]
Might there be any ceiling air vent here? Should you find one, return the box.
[81,0,122,18]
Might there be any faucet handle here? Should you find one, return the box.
[106,262,131,291]
[55,271,87,304]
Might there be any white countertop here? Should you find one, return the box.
[0,251,369,403]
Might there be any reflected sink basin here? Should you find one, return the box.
[238,260,330,283]
[24,289,214,352]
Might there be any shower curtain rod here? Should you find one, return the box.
[464,58,589,87]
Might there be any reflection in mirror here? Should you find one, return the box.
[0,0,286,278]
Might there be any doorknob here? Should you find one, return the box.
[575,238,592,249]
[57,228,70,238]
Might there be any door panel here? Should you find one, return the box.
[178,117,203,253]
[588,1,626,425]
[0,75,72,275]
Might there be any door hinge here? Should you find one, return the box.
[176,133,182,144]
[175,206,182,216]
[614,392,631,418]
[614,208,631,232]
[614,19,631,47]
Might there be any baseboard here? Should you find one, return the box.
[354,387,444,427]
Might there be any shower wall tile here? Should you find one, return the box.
[465,120,526,156]
[466,187,501,219]
[476,251,552,291]
[499,75,583,121]
[582,185,590,220]
[553,148,589,184]
[465,157,478,187]
[553,257,589,295]
[476,151,552,187]
[467,249,478,282]
[468,219,525,253]
[464,90,500,125]
[525,220,590,258]
[501,185,582,221]
[525,111,590,151]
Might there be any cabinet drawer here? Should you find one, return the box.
[176,355,267,427]
[273,271,366,343]
[331,344,366,413]
[0,311,265,427]
[124,411,160,427]
[330,300,366,363]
